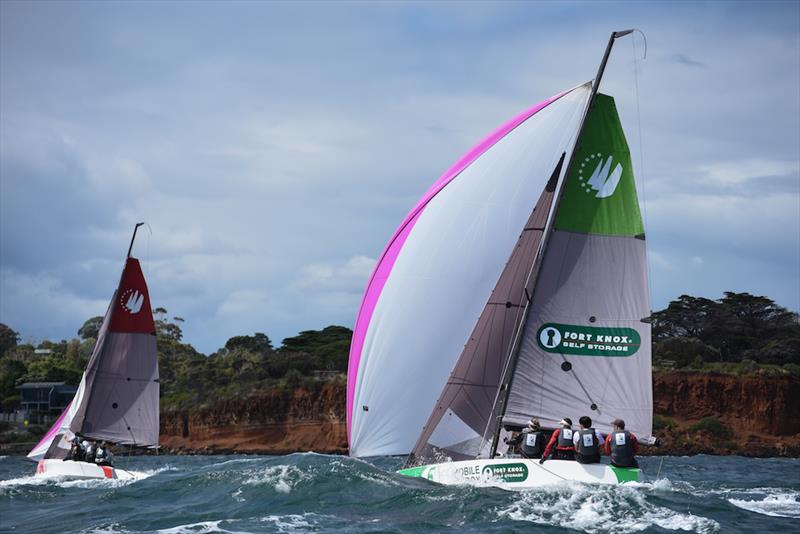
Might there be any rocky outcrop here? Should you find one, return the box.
[160,383,347,455]
[160,373,800,457]
[650,371,800,457]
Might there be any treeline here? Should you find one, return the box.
[652,292,800,373]
[1,291,798,412]
[0,309,351,412]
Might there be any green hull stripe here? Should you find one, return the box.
[397,466,426,478]
[609,465,640,483]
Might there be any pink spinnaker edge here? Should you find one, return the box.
[29,401,71,458]
[346,87,578,446]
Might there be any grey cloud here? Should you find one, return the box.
[1,1,798,353]
[669,53,707,68]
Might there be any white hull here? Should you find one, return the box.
[398,458,640,489]
[35,459,137,481]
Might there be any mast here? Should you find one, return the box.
[126,222,145,258]
[487,30,634,457]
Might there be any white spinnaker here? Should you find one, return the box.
[350,85,590,457]
[26,375,87,461]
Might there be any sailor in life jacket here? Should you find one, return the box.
[605,418,639,468]
[83,440,96,463]
[573,415,604,464]
[539,417,575,463]
[94,441,114,467]
[505,418,547,459]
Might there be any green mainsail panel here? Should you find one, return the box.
[554,94,643,236]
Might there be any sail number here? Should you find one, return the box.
[537,323,641,357]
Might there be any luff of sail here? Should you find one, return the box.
[69,257,160,447]
[407,154,565,466]
[502,93,653,439]
[347,84,591,457]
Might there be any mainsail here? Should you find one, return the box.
[69,257,159,446]
[28,235,159,461]
[500,93,652,439]
[348,85,591,457]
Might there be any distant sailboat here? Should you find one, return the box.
[31,223,159,480]
[348,31,653,488]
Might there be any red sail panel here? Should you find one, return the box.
[109,258,156,334]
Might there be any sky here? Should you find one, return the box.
[1,1,798,354]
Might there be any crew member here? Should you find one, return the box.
[70,436,85,461]
[94,441,114,467]
[573,415,603,464]
[540,418,575,463]
[83,440,96,464]
[505,418,546,459]
[605,418,639,468]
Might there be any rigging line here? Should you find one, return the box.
[143,222,153,279]
[534,460,569,481]
[560,353,601,414]
[632,31,653,307]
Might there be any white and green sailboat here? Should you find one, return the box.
[347,30,654,489]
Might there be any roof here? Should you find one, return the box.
[15,382,67,389]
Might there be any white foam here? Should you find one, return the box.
[496,481,720,533]
[79,523,131,534]
[157,520,249,534]
[260,513,321,532]
[729,492,800,518]
[242,464,309,494]
[0,465,169,493]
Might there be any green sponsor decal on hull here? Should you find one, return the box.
[609,465,640,483]
[397,465,427,478]
[537,323,641,357]
[481,462,529,483]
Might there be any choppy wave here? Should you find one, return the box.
[497,480,720,533]
[728,491,800,518]
[2,454,798,533]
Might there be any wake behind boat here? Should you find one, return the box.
[347,30,654,489]
[29,223,159,481]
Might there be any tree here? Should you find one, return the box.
[0,323,19,357]
[152,308,184,342]
[78,316,104,340]
[224,333,273,354]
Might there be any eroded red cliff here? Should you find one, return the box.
[160,373,800,456]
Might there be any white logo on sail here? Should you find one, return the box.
[539,327,561,349]
[578,153,623,198]
[121,289,144,314]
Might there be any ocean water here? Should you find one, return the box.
[0,454,798,533]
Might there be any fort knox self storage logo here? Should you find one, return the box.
[537,323,641,357]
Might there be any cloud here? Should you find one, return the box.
[1,1,798,353]
[669,53,706,68]
[0,268,109,343]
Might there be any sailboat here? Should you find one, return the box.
[347,31,654,488]
[30,223,159,481]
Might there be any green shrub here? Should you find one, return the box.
[653,415,678,431]
[689,417,731,439]
[784,363,800,376]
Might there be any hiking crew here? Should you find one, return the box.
[573,415,603,464]
[605,418,639,468]
[505,418,546,459]
[540,418,575,463]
